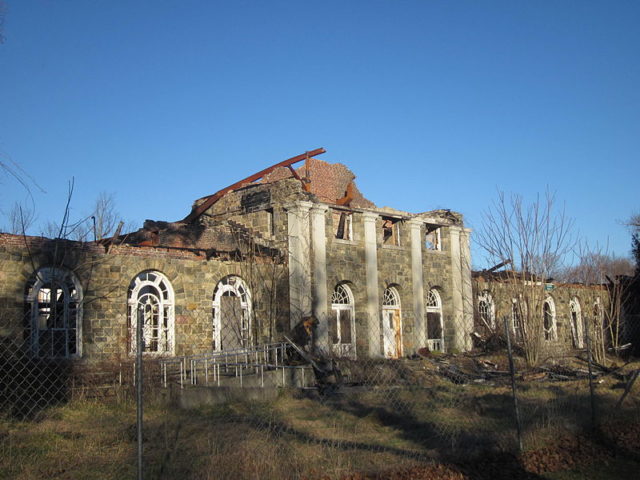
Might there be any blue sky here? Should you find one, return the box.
[1,1,638,267]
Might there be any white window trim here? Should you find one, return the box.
[212,276,253,352]
[543,296,557,342]
[426,289,445,352]
[26,267,83,358]
[382,286,403,357]
[477,291,496,330]
[570,298,584,348]
[330,284,357,359]
[128,271,175,356]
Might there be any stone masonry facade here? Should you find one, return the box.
[0,154,607,364]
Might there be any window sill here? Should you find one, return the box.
[424,249,446,254]
[381,244,405,251]
[333,238,358,246]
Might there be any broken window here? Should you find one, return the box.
[426,289,444,352]
[330,284,356,358]
[334,211,353,241]
[543,296,557,341]
[128,271,174,355]
[477,291,495,331]
[266,208,275,237]
[25,267,82,358]
[212,275,252,351]
[569,298,584,348]
[381,217,401,246]
[425,226,441,250]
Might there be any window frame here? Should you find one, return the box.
[128,270,175,356]
[542,296,557,341]
[381,217,401,247]
[424,225,442,251]
[426,288,445,352]
[477,290,496,330]
[25,267,83,358]
[330,283,356,358]
[569,297,584,348]
[212,275,253,352]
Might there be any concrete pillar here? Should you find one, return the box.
[310,204,329,352]
[449,226,465,351]
[286,201,312,330]
[460,227,474,351]
[363,211,381,357]
[409,219,425,349]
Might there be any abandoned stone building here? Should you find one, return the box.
[0,148,612,364]
[0,149,477,362]
[471,271,610,352]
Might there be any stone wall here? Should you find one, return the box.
[0,234,288,363]
[472,274,609,352]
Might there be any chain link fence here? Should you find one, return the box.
[1,305,639,479]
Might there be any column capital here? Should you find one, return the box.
[407,218,423,229]
[284,200,313,213]
[310,203,330,214]
[362,211,379,222]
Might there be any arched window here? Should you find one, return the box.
[426,288,445,352]
[212,276,252,351]
[511,297,527,342]
[382,286,402,358]
[543,296,557,341]
[570,298,583,348]
[330,284,356,358]
[593,298,603,324]
[25,267,82,358]
[477,291,495,331]
[128,271,174,354]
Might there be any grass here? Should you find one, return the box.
[1,358,639,479]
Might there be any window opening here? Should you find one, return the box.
[477,291,495,331]
[128,271,174,355]
[426,289,445,352]
[510,297,528,342]
[267,208,275,237]
[25,267,82,358]
[543,297,556,341]
[425,226,441,250]
[382,287,402,358]
[330,284,356,358]
[212,276,252,351]
[569,298,583,348]
[334,211,353,241]
[382,217,401,246]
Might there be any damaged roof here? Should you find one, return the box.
[262,157,375,209]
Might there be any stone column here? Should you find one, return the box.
[286,201,312,330]
[363,211,381,357]
[310,204,329,352]
[449,226,465,351]
[409,219,425,350]
[460,227,474,351]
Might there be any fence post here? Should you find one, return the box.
[504,316,523,452]
[584,316,597,431]
[136,310,144,480]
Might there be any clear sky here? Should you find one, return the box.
[1,1,638,267]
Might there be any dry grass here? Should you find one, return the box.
[1,359,639,479]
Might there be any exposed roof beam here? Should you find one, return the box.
[181,148,326,223]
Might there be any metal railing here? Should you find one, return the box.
[157,342,305,388]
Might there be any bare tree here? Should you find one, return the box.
[476,190,576,366]
[4,202,36,234]
[557,251,635,284]
[92,192,120,241]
